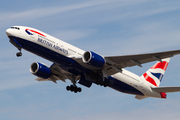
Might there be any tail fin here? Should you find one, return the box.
[141,58,170,87]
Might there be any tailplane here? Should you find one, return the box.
[141,58,170,87]
[152,87,180,93]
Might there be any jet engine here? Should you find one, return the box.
[30,62,51,79]
[82,51,105,68]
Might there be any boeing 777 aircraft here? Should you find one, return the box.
[6,26,180,100]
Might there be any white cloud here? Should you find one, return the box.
[2,95,180,120]
[0,77,36,91]
[0,1,114,26]
[2,0,180,28]
[52,29,97,42]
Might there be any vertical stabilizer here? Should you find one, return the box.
[141,58,170,87]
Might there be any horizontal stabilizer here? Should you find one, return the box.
[152,87,180,93]
[135,95,148,100]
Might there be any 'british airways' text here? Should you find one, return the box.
[37,38,68,55]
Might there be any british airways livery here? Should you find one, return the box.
[6,26,180,100]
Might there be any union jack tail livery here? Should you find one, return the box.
[141,58,170,87]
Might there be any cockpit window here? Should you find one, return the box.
[11,27,20,30]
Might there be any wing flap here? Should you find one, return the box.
[35,76,58,83]
[35,77,48,82]
[152,87,180,93]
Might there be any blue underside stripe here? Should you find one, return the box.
[107,76,144,95]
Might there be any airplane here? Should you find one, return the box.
[6,26,180,100]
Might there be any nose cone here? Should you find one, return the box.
[6,28,12,37]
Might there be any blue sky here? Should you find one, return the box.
[1,0,180,120]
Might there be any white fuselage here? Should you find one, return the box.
[6,26,163,99]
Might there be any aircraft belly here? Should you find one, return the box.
[108,74,144,95]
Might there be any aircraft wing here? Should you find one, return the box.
[103,50,180,77]
[35,63,68,83]
[35,63,82,83]
[105,49,180,68]
[75,50,180,77]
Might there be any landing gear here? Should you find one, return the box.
[66,85,82,93]
[96,78,110,87]
[16,52,22,57]
[16,47,22,57]
[9,39,23,57]
[66,75,82,93]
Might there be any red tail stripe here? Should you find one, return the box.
[151,61,168,71]
[143,73,157,86]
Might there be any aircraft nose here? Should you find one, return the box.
[6,28,12,37]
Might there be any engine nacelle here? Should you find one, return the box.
[30,62,51,79]
[82,51,105,68]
